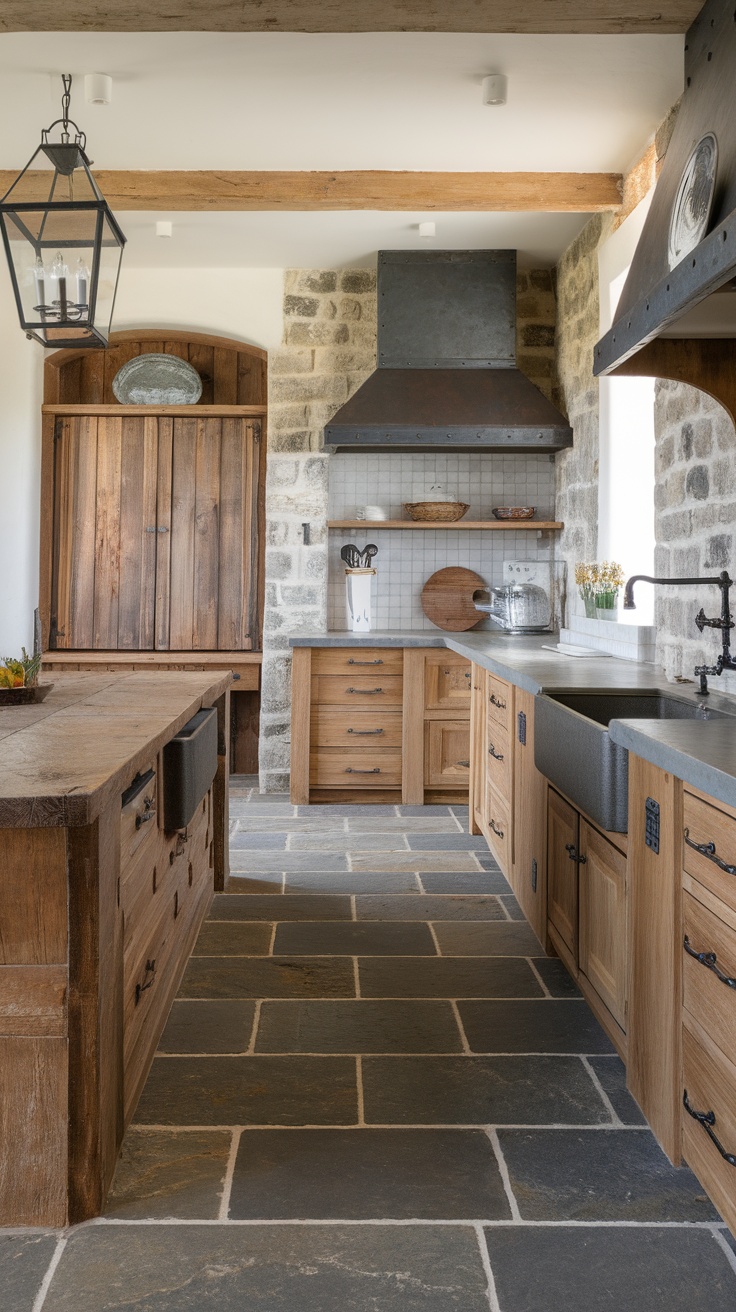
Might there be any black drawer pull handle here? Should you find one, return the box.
[347,727,384,735]
[135,959,156,1006]
[135,798,156,830]
[345,767,381,774]
[346,687,383,694]
[684,828,736,877]
[488,744,504,761]
[683,935,736,989]
[565,843,587,865]
[489,819,504,839]
[683,1090,736,1166]
[489,693,507,709]
[456,759,470,768]
[348,658,383,666]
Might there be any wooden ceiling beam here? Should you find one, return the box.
[0,1,702,33]
[0,170,623,213]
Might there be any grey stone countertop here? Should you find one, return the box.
[290,629,736,804]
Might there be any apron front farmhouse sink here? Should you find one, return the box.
[534,690,730,832]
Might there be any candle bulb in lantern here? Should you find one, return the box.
[75,257,90,313]
[33,256,46,309]
[49,251,69,317]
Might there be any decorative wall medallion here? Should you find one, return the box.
[668,133,718,271]
[112,353,203,405]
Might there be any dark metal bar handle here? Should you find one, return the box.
[489,693,507,709]
[488,744,504,761]
[683,935,736,989]
[565,843,587,864]
[348,658,383,665]
[346,687,383,694]
[456,760,470,768]
[134,958,156,1006]
[347,727,384,735]
[683,1090,736,1167]
[489,819,504,838]
[345,767,381,774]
[135,798,156,830]
[684,828,736,878]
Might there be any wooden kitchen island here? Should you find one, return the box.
[0,671,230,1227]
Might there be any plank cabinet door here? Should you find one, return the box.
[52,414,158,649]
[578,821,628,1031]
[547,788,579,959]
[161,416,260,651]
[52,413,261,652]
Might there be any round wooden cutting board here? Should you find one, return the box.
[421,567,487,631]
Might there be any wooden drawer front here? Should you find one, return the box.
[683,889,736,1058]
[487,675,512,732]
[311,707,402,749]
[485,784,510,874]
[312,648,403,676]
[120,765,157,863]
[311,674,403,706]
[310,748,402,789]
[684,792,736,915]
[485,723,511,800]
[425,654,472,711]
[682,1018,736,1236]
[424,720,471,790]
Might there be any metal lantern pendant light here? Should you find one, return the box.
[0,74,126,348]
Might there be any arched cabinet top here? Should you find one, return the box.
[44,328,268,407]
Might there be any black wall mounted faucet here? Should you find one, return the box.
[623,571,735,695]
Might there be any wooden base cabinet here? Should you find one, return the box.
[291,646,471,805]
[547,788,628,1054]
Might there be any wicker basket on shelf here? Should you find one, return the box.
[404,501,470,522]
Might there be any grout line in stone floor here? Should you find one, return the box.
[31,1234,67,1312]
[150,1048,622,1059]
[126,1122,667,1134]
[356,1056,365,1125]
[580,1055,624,1127]
[526,957,552,997]
[450,1000,473,1053]
[475,1219,501,1312]
[350,894,357,920]
[352,957,361,997]
[246,1000,262,1052]
[486,1128,522,1223]
[217,1128,241,1222]
[415,873,426,892]
[267,924,277,955]
[712,1227,736,1274]
[83,1216,726,1229]
[427,922,443,954]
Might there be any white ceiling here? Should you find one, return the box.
[0,31,684,266]
[119,210,590,268]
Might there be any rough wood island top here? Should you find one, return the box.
[0,671,231,828]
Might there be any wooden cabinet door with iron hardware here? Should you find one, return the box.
[49,412,262,652]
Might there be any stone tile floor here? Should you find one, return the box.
[8,776,736,1310]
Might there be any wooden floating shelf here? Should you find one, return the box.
[328,520,564,531]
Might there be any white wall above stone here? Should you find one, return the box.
[113,266,284,350]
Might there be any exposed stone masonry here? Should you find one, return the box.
[653,380,736,688]
[259,265,560,790]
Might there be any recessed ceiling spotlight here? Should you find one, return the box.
[155,220,173,238]
[84,73,112,105]
[482,74,507,106]
[418,221,436,239]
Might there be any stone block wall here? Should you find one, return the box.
[259,263,560,790]
[259,269,377,791]
[554,214,615,617]
[653,379,736,689]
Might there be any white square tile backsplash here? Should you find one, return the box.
[328,453,557,630]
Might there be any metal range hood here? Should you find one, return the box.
[595,0,736,376]
[324,250,572,453]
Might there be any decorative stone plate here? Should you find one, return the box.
[112,353,203,405]
[668,133,718,271]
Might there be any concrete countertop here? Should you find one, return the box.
[289,628,736,806]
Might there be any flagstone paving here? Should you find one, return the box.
[12,777,736,1312]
